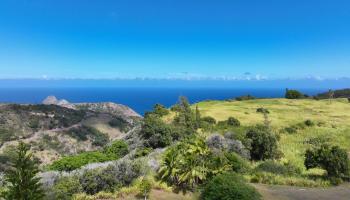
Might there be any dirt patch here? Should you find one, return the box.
[254,183,350,200]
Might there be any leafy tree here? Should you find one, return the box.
[201,172,261,200]
[285,89,305,99]
[140,115,172,148]
[79,168,117,195]
[305,144,349,178]
[246,126,280,160]
[139,178,152,200]
[1,142,45,200]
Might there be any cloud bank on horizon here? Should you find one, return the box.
[0,0,349,80]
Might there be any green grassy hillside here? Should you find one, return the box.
[195,98,350,169]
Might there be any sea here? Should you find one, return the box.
[0,87,325,115]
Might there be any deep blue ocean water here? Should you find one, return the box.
[0,87,324,115]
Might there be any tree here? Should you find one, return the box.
[139,178,152,200]
[246,126,280,160]
[285,89,305,99]
[173,96,196,131]
[1,142,44,200]
[195,105,201,129]
[140,115,172,148]
[305,144,349,178]
[153,103,170,117]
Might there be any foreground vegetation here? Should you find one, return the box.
[1,90,350,199]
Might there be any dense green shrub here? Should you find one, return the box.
[304,119,315,127]
[305,145,349,178]
[285,89,305,99]
[103,140,129,159]
[227,117,241,127]
[140,115,172,148]
[49,151,111,171]
[134,147,153,158]
[246,125,280,160]
[255,160,301,176]
[225,152,250,173]
[80,168,117,195]
[201,173,261,200]
[53,176,82,200]
[201,116,216,125]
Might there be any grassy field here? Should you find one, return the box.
[194,98,350,171]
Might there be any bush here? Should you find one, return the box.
[246,126,281,160]
[49,151,111,171]
[225,152,250,173]
[138,178,152,200]
[109,117,129,132]
[285,89,305,99]
[201,173,261,200]
[201,116,216,124]
[103,140,129,159]
[134,147,153,158]
[152,103,170,117]
[227,117,241,127]
[304,119,315,127]
[140,115,172,148]
[256,107,269,114]
[67,126,109,147]
[80,168,117,195]
[255,160,301,176]
[305,145,349,178]
[53,176,82,200]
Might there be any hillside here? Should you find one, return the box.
[194,98,350,168]
[0,97,141,167]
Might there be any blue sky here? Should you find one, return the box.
[0,0,349,80]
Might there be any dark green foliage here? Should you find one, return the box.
[315,88,350,99]
[201,116,216,125]
[173,96,196,131]
[80,168,117,195]
[235,95,256,101]
[304,119,315,127]
[153,103,170,117]
[53,176,82,200]
[217,117,241,128]
[246,126,280,160]
[49,151,111,171]
[103,140,129,159]
[134,147,153,158]
[255,160,301,176]
[256,107,269,114]
[201,173,261,200]
[285,89,305,99]
[227,117,241,127]
[140,115,172,148]
[225,152,250,173]
[67,126,109,147]
[108,117,129,132]
[1,142,45,200]
[305,145,349,178]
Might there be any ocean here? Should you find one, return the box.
[0,87,324,115]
